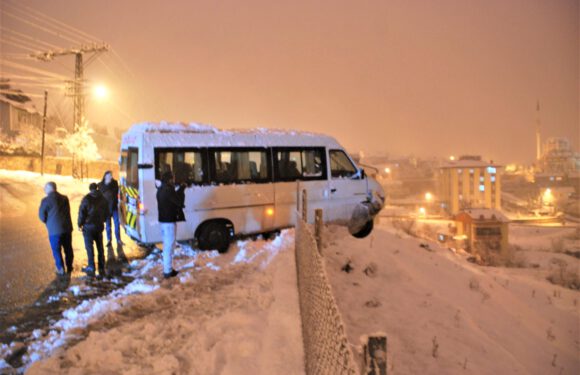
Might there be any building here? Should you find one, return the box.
[0,96,42,134]
[438,155,502,215]
[454,208,509,255]
[535,137,580,193]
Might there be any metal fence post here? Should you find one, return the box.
[315,208,323,253]
[361,334,387,375]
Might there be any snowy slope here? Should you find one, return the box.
[2,231,304,375]
[322,221,579,375]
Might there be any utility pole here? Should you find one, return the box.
[40,90,48,176]
[30,43,109,178]
[535,100,541,162]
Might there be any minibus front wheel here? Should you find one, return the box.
[352,219,374,239]
[197,220,233,253]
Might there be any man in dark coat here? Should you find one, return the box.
[78,183,108,277]
[156,171,185,279]
[97,170,121,248]
[38,182,74,275]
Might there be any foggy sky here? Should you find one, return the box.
[1,0,578,163]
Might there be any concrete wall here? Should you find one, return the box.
[0,155,118,179]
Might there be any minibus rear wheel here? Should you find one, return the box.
[198,221,232,253]
[352,220,374,239]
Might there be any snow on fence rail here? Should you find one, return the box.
[295,214,359,375]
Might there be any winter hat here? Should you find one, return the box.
[89,182,98,191]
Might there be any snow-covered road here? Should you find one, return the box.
[2,224,305,374]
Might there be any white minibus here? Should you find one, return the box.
[119,122,385,252]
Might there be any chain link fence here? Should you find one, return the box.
[295,215,359,375]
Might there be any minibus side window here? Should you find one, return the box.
[120,150,128,179]
[210,149,270,184]
[155,148,206,185]
[126,148,139,187]
[302,149,324,178]
[329,150,358,179]
[276,151,302,180]
[274,148,327,181]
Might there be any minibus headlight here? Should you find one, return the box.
[266,207,275,217]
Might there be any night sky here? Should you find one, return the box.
[1,0,578,163]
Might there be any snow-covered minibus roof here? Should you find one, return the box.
[121,122,343,149]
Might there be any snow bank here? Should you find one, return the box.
[22,230,304,375]
[322,221,579,375]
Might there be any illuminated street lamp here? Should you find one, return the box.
[93,84,109,101]
[425,192,433,202]
[384,167,391,174]
[449,155,456,161]
[418,207,426,217]
[542,188,553,205]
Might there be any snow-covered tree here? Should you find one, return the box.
[63,119,101,161]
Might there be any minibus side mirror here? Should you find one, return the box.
[352,168,365,180]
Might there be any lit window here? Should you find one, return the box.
[549,176,554,181]
[479,185,485,192]
[480,176,484,182]
[487,166,496,174]
[457,169,463,174]
[470,169,474,174]
[491,176,496,182]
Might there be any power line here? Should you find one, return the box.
[0,89,45,98]
[110,48,135,78]
[1,27,63,50]
[1,60,68,79]
[1,34,47,52]
[0,74,64,82]
[2,9,85,45]
[1,53,31,60]
[0,81,64,89]
[0,38,39,53]
[3,3,89,45]
[5,0,102,44]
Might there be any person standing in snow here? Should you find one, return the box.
[156,171,186,279]
[38,182,74,276]
[98,170,122,249]
[78,183,108,277]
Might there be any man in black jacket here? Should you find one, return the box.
[156,171,185,279]
[78,183,108,277]
[98,170,121,248]
[38,182,74,275]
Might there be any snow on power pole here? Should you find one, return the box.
[29,43,110,178]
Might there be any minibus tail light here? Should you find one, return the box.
[139,202,147,214]
[266,207,275,217]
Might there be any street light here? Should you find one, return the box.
[425,192,433,202]
[94,84,108,100]
[542,188,553,205]
[384,167,391,174]
[418,207,426,217]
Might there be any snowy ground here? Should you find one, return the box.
[1,229,304,375]
[322,219,579,375]
[510,224,579,253]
